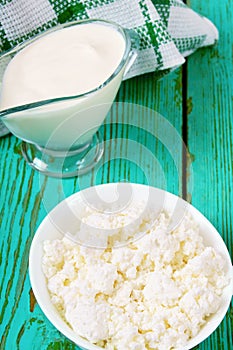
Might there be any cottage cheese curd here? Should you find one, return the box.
[42,204,230,350]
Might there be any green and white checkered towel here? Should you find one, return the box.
[0,0,218,78]
[0,0,218,136]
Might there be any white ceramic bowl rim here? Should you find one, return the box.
[29,183,233,350]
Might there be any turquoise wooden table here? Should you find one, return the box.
[0,1,232,349]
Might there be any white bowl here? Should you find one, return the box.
[29,183,233,350]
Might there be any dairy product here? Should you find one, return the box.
[42,204,230,350]
[0,22,127,149]
[0,23,126,110]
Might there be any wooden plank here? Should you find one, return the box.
[187,1,233,349]
[102,69,184,194]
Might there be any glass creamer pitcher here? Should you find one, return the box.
[0,19,138,178]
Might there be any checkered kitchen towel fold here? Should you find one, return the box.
[0,0,218,136]
[0,0,218,78]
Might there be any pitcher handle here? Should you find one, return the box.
[123,29,140,78]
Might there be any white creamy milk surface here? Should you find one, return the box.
[0,23,126,110]
[0,22,128,148]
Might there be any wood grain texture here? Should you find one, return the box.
[0,1,232,349]
[186,1,233,349]
[0,68,183,350]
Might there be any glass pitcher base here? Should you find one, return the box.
[21,131,104,178]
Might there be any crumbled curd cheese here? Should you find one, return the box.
[42,204,230,350]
